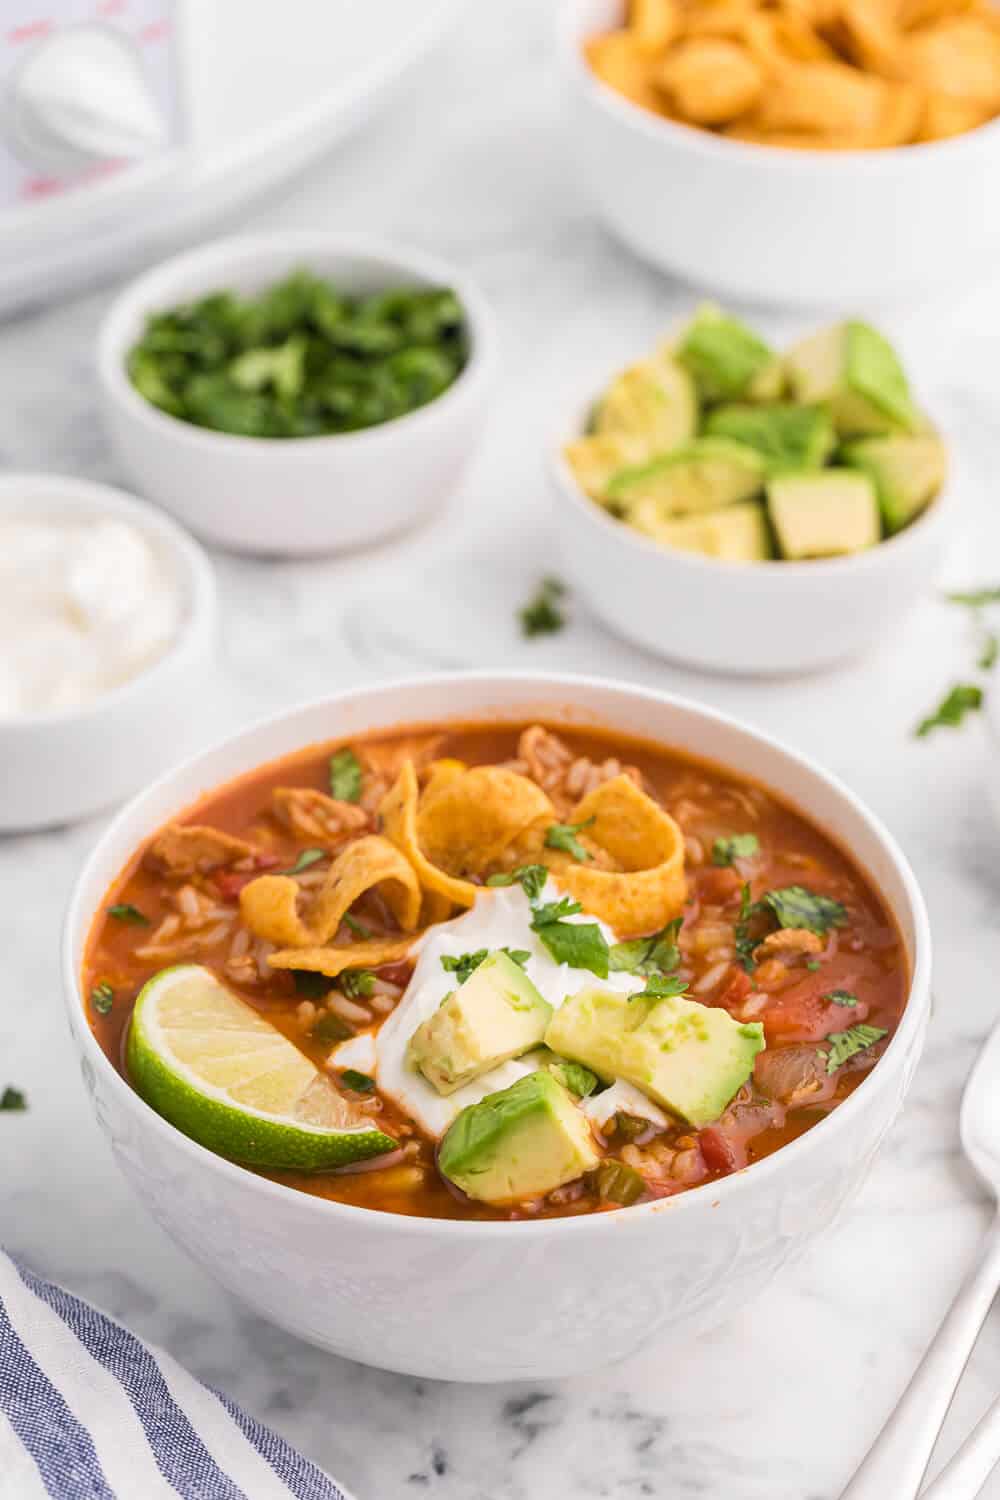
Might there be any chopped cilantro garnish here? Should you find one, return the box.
[106,903,149,926]
[312,1012,352,1042]
[342,912,372,939]
[734,882,759,973]
[293,970,330,998]
[1,1087,26,1111]
[980,632,999,671]
[824,1023,887,1073]
[486,864,549,901]
[441,948,530,985]
[283,848,326,876]
[826,990,858,1007]
[340,969,376,999]
[90,982,114,1016]
[763,885,847,936]
[519,576,566,638]
[711,833,760,867]
[548,1059,598,1098]
[915,683,983,738]
[609,918,682,978]
[544,817,594,863]
[340,1069,376,1093]
[629,972,689,1003]
[946,586,1000,608]
[530,898,609,977]
[806,960,821,972]
[329,747,362,802]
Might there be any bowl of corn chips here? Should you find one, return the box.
[559,0,1000,303]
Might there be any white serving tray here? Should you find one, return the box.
[0,0,459,316]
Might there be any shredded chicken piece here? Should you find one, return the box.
[517,725,642,816]
[355,735,444,814]
[146,824,256,878]
[752,928,824,964]
[272,787,370,847]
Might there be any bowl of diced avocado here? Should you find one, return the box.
[551,305,955,675]
[97,233,496,556]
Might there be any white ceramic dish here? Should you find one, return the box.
[63,671,931,1382]
[558,0,1000,307]
[97,232,496,556]
[0,0,461,316]
[549,392,955,675]
[0,473,216,832]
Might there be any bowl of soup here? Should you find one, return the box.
[63,673,930,1381]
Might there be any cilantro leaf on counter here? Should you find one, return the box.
[915,683,983,738]
[519,576,566,638]
[0,1087,26,1112]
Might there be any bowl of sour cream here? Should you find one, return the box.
[0,474,216,831]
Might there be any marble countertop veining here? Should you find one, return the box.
[5,3,1000,1496]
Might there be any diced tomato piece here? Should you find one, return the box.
[696,866,743,904]
[377,961,415,987]
[761,978,868,1043]
[712,967,753,1016]
[699,1125,745,1175]
[213,852,281,901]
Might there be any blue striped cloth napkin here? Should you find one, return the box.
[0,1250,351,1500]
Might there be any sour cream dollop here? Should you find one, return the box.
[376,880,659,1139]
[0,515,181,717]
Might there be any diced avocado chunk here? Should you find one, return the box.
[607,437,765,517]
[631,498,772,562]
[703,402,835,472]
[674,304,781,404]
[438,1071,600,1204]
[767,471,880,559]
[563,433,644,502]
[841,434,946,535]
[592,356,698,456]
[545,986,764,1129]
[785,321,917,437]
[406,951,552,1096]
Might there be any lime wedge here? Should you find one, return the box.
[126,964,396,1170]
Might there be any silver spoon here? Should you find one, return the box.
[842,1015,1000,1500]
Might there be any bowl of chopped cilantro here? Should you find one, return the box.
[98,234,495,555]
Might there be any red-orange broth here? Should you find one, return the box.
[84,721,908,1220]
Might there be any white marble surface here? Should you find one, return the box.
[5,3,1000,1495]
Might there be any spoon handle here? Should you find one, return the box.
[840,1214,1000,1500]
[920,1393,1000,1500]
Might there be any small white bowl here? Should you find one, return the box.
[559,0,1000,307]
[63,671,930,1381]
[550,394,956,675]
[97,233,496,556]
[0,474,216,831]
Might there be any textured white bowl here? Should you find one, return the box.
[559,0,1000,307]
[63,672,930,1382]
[0,474,216,832]
[97,233,496,556]
[550,391,955,674]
